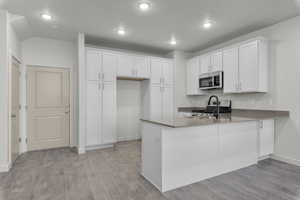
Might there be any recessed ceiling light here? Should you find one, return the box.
[138,1,151,11]
[41,13,52,21]
[117,27,126,36]
[169,38,177,45]
[203,20,213,29]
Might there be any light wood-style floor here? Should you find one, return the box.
[1,141,300,200]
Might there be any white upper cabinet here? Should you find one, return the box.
[86,50,101,81]
[210,51,223,72]
[200,54,211,74]
[150,57,174,86]
[102,52,117,82]
[239,41,259,92]
[117,53,150,79]
[150,58,164,85]
[186,57,206,95]
[162,60,174,86]
[200,51,222,74]
[223,38,268,93]
[117,54,134,77]
[86,49,117,82]
[223,47,239,93]
[134,56,150,78]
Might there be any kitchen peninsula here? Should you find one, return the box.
[141,114,282,192]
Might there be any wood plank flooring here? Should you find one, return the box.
[1,141,300,200]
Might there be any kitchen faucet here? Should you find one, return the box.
[207,95,220,119]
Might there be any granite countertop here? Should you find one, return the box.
[140,115,258,128]
[178,107,290,119]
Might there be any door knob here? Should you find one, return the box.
[65,111,70,114]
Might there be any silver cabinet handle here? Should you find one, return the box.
[98,72,101,80]
[102,73,105,80]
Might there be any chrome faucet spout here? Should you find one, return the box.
[207,95,220,119]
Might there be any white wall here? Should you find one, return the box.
[8,19,21,60]
[117,80,142,141]
[187,16,300,164]
[21,37,77,152]
[0,10,10,172]
[22,37,76,68]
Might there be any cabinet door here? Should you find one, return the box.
[162,60,174,86]
[86,50,101,81]
[102,82,116,144]
[135,56,150,78]
[259,119,274,157]
[211,51,223,71]
[200,55,211,74]
[102,52,117,82]
[117,54,134,78]
[187,57,204,95]
[239,41,259,92]
[150,85,163,120]
[150,58,163,85]
[223,47,239,93]
[162,86,174,121]
[86,81,101,146]
[186,59,193,95]
[219,122,257,172]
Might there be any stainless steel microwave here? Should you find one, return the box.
[199,71,223,90]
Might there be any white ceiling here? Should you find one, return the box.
[1,0,300,53]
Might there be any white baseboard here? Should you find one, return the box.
[77,147,86,154]
[271,154,300,167]
[117,136,141,142]
[85,144,114,151]
[0,162,11,173]
[258,155,271,161]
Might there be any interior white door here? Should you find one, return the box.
[162,86,174,121]
[27,66,70,151]
[150,85,163,120]
[102,82,116,144]
[86,81,101,146]
[211,51,223,71]
[86,50,101,81]
[117,54,134,78]
[11,61,20,163]
[162,60,174,86]
[239,41,259,92]
[150,58,163,85]
[223,47,239,93]
[102,52,117,82]
[135,56,150,78]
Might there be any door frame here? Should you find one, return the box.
[8,54,22,165]
[25,65,74,151]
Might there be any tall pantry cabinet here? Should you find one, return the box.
[86,48,117,147]
[142,57,174,121]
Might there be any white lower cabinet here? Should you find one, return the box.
[258,119,274,157]
[86,81,116,146]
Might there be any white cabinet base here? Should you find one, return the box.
[142,121,258,192]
